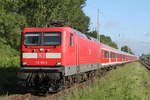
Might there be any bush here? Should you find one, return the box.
[0,56,19,67]
[0,43,19,67]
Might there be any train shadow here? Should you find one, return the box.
[0,66,24,95]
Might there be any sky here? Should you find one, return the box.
[83,0,150,55]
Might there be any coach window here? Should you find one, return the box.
[123,55,125,59]
[121,54,123,59]
[102,50,105,58]
[117,54,118,58]
[118,54,120,58]
[70,34,73,46]
[102,50,104,58]
[111,52,114,58]
[113,53,115,58]
[104,51,106,58]
[120,54,122,59]
[110,52,112,58]
[104,51,109,58]
[114,53,116,58]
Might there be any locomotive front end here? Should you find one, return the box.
[19,28,64,92]
[22,31,62,67]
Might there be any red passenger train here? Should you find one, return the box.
[19,27,138,92]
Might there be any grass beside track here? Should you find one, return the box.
[0,57,19,98]
[62,62,150,100]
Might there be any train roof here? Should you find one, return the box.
[101,43,136,57]
[22,27,137,57]
[22,27,72,32]
[22,27,100,43]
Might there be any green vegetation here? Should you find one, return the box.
[0,43,19,67]
[0,0,118,55]
[0,56,19,96]
[0,65,19,95]
[100,34,118,49]
[140,53,150,61]
[121,45,134,54]
[0,44,19,96]
[0,57,19,68]
[0,0,89,52]
[61,62,150,100]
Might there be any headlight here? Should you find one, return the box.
[39,48,44,51]
[56,62,61,65]
[22,62,27,65]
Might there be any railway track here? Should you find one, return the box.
[3,64,123,100]
[140,60,150,70]
[3,74,105,100]
[3,78,101,100]
[3,93,45,100]
[2,93,31,100]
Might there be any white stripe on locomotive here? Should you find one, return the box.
[23,53,37,58]
[46,53,61,58]
[23,53,61,58]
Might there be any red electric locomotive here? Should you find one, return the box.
[19,27,101,92]
[19,27,138,92]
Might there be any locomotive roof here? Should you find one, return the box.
[22,27,72,32]
[22,27,100,42]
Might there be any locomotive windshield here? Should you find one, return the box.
[24,32,61,46]
[43,32,61,46]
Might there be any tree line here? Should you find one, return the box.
[87,30,134,54]
[0,0,134,57]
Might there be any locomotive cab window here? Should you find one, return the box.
[43,32,61,46]
[70,34,73,46]
[24,32,61,46]
[24,32,40,46]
